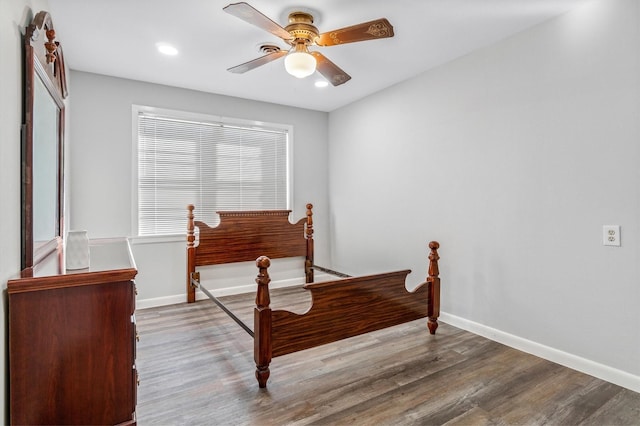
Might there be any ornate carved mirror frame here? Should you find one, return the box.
[22,11,68,270]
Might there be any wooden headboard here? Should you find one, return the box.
[186,204,314,303]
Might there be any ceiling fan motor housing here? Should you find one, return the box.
[285,12,319,46]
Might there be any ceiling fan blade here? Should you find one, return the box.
[227,50,287,74]
[310,52,351,86]
[223,2,293,42]
[316,18,394,47]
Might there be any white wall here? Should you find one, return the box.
[68,71,329,304]
[328,0,640,390]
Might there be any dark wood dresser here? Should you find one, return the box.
[7,238,138,425]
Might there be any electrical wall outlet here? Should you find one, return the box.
[603,225,620,247]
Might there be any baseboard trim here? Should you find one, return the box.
[439,312,640,393]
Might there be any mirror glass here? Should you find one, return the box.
[32,73,60,249]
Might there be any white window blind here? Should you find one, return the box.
[136,111,289,236]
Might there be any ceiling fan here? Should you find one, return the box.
[223,2,395,86]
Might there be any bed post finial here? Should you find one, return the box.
[255,256,271,308]
[254,256,272,388]
[427,241,440,334]
[305,203,314,283]
[186,204,196,303]
[187,204,195,244]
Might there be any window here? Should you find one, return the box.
[133,106,291,236]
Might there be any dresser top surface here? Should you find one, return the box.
[8,238,137,293]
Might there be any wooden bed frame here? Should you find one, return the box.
[186,203,441,388]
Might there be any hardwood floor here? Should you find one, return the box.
[135,287,640,425]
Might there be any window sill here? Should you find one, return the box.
[129,234,186,245]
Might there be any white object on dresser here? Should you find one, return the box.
[65,230,90,269]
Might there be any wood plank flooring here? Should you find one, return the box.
[135,287,640,425]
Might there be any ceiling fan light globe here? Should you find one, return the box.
[284,51,316,78]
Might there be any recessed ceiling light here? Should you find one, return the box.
[156,43,178,56]
[315,80,329,88]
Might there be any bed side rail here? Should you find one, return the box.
[312,264,352,278]
[190,271,254,337]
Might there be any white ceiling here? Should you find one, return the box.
[48,0,589,112]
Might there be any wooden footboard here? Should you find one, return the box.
[254,241,441,388]
[271,270,422,356]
